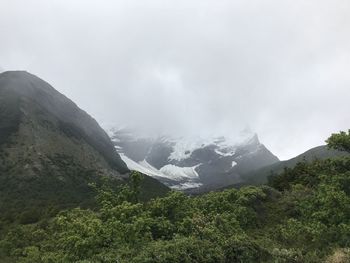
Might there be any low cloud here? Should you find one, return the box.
[1,0,349,159]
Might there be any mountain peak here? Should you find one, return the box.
[0,70,46,86]
[0,71,128,173]
[0,71,70,102]
[0,71,168,223]
[109,126,279,191]
[247,133,260,145]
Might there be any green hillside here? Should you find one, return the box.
[0,71,169,227]
[1,130,349,262]
[243,145,349,185]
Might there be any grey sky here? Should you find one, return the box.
[1,0,349,160]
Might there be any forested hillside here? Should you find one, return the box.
[0,71,169,226]
[1,131,349,262]
[243,145,349,185]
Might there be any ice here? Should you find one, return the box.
[171,182,203,190]
[160,164,200,180]
[119,154,164,178]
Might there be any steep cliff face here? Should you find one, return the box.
[0,71,128,173]
[0,71,167,221]
[109,128,279,191]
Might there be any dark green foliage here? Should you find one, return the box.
[2,154,350,263]
[268,157,350,191]
[0,90,21,146]
[1,132,350,262]
[58,119,129,174]
[0,153,103,226]
[1,182,275,262]
[137,173,170,201]
[327,130,350,153]
[244,145,349,185]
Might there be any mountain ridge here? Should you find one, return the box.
[0,71,168,223]
[109,127,279,191]
[0,71,128,173]
[243,144,350,184]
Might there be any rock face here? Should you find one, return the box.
[109,127,279,192]
[0,71,128,173]
[0,71,167,220]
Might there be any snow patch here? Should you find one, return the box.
[119,154,164,178]
[139,160,163,175]
[215,149,236,157]
[120,153,200,182]
[232,161,237,167]
[171,182,203,190]
[168,137,210,161]
[168,132,254,161]
[160,164,200,180]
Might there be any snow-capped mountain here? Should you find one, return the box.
[108,127,279,191]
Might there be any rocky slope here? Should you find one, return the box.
[109,127,279,191]
[0,71,168,222]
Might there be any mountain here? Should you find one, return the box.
[0,71,168,223]
[243,145,350,184]
[108,127,279,192]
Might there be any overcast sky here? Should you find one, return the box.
[1,0,350,160]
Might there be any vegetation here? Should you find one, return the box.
[244,145,349,185]
[327,130,350,153]
[1,131,350,262]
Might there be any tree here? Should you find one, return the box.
[326,130,350,153]
[129,171,144,203]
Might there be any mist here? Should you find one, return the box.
[1,0,350,160]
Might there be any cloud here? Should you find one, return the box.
[0,0,349,159]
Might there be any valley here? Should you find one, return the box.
[0,71,349,262]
